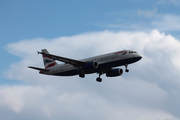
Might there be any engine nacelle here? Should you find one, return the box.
[82,61,98,70]
[106,68,123,77]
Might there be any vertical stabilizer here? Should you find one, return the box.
[41,49,57,69]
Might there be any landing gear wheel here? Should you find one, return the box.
[96,72,103,82]
[125,69,129,72]
[96,77,102,82]
[79,73,85,78]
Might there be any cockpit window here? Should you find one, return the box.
[129,51,137,54]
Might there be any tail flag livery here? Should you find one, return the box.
[41,49,57,69]
[28,49,57,74]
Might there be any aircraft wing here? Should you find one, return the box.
[38,51,85,67]
[28,66,50,72]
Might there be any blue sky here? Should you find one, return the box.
[1,0,180,69]
[1,0,179,42]
[1,0,180,120]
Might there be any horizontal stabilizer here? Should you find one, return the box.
[28,66,50,72]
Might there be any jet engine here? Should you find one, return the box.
[82,61,98,70]
[106,68,123,77]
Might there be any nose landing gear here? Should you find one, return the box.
[125,64,129,72]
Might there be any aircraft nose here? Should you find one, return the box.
[139,56,142,60]
[137,55,142,60]
[135,54,142,61]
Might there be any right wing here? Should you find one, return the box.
[38,51,86,67]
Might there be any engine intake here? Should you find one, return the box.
[106,68,123,77]
[82,61,98,70]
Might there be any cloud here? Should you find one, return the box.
[0,83,175,120]
[157,0,180,6]
[152,14,180,31]
[137,8,158,18]
[2,30,180,120]
[135,9,180,32]
[105,8,180,33]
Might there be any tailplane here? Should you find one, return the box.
[41,49,58,69]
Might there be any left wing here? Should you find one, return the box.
[38,51,85,67]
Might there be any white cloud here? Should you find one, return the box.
[2,30,180,120]
[0,85,25,113]
[0,83,176,120]
[152,14,180,31]
[158,0,180,6]
[135,9,180,32]
[101,9,180,34]
[137,8,158,18]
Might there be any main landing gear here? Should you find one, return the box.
[79,71,102,82]
[79,72,85,78]
[96,77,102,82]
[96,72,102,82]
[125,64,129,72]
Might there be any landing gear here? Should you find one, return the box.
[96,72,103,82]
[125,64,129,72]
[96,77,102,82]
[79,73,85,78]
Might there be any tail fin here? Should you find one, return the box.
[41,49,57,69]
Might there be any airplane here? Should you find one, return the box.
[28,49,142,82]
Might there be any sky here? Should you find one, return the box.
[1,0,180,120]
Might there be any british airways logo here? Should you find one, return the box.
[114,51,127,55]
[44,60,53,64]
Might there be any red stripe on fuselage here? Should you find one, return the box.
[114,51,126,54]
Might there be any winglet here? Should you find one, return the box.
[37,51,41,55]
